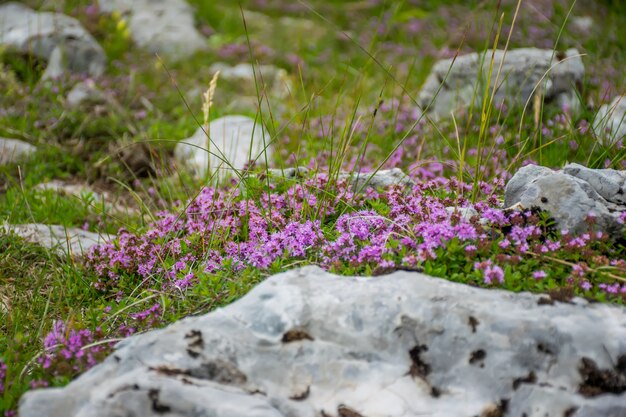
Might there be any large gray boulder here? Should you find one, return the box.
[0,137,36,165]
[593,95,626,146]
[175,115,272,179]
[19,266,626,417]
[98,0,206,61]
[419,48,584,119]
[0,2,106,79]
[1,224,112,257]
[504,163,626,239]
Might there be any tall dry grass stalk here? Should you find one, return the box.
[202,70,220,176]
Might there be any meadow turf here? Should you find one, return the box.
[1,0,626,413]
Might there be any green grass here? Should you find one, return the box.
[1,0,626,413]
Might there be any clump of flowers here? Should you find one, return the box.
[38,321,109,375]
[130,303,162,327]
[82,170,626,303]
[36,302,164,385]
[85,175,505,290]
[0,359,7,395]
[474,260,505,284]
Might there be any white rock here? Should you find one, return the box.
[174,115,272,179]
[266,166,310,180]
[563,163,626,205]
[209,63,292,99]
[2,224,112,257]
[19,266,626,417]
[0,137,36,165]
[264,167,414,190]
[0,2,106,78]
[242,10,327,47]
[570,16,594,36]
[35,180,104,201]
[504,163,626,239]
[419,48,584,119]
[593,95,626,146]
[337,168,415,189]
[65,80,106,107]
[210,63,280,82]
[207,63,292,117]
[34,180,138,215]
[99,0,206,61]
[445,206,479,222]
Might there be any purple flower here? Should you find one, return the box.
[474,260,505,284]
[30,379,49,389]
[578,120,590,134]
[85,3,99,17]
[483,264,505,284]
[465,245,477,252]
[599,283,620,294]
[571,263,587,277]
[131,303,162,323]
[0,359,6,395]
[532,270,547,280]
[134,110,147,120]
[39,320,108,376]
[44,321,66,350]
[174,273,195,290]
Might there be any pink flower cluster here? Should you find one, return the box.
[83,172,626,302]
[0,359,6,395]
[39,321,107,373]
[86,176,509,292]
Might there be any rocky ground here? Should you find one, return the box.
[1,0,626,415]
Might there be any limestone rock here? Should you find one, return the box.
[174,115,271,179]
[208,63,292,116]
[593,95,626,146]
[562,164,626,205]
[35,180,105,201]
[210,63,286,86]
[419,48,584,119]
[0,137,36,165]
[19,266,626,417]
[2,224,112,257]
[504,163,626,239]
[265,167,414,190]
[34,180,138,216]
[99,0,206,61]
[445,206,479,222]
[242,10,327,48]
[337,168,415,189]
[503,164,555,206]
[65,80,106,108]
[210,63,292,99]
[570,16,594,36]
[0,2,106,79]
[266,166,310,180]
